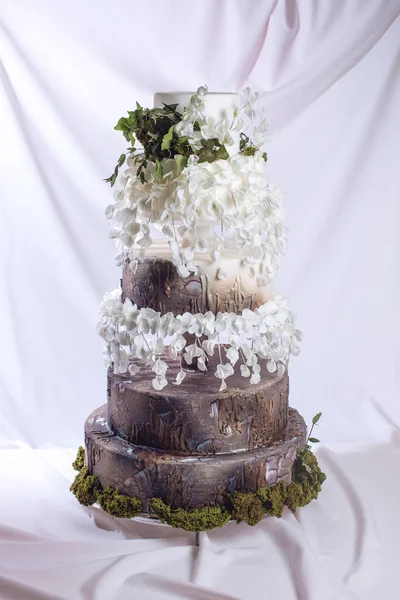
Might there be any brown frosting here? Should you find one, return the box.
[107,362,289,454]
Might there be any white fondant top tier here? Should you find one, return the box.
[153,92,240,155]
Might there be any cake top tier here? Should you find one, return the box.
[105,85,285,288]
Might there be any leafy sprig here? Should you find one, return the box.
[240,133,267,162]
[297,412,322,474]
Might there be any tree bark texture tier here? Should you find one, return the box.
[107,365,289,454]
[121,258,266,314]
[85,405,306,512]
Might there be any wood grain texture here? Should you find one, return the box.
[107,363,289,454]
[85,405,306,512]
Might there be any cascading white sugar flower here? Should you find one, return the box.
[97,289,301,390]
[105,85,286,286]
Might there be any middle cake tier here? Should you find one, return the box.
[107,361,289,454]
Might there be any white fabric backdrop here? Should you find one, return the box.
[1,1,400,599]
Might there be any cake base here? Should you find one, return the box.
[85,405,306,513]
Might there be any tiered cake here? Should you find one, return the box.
[72,87,325,529]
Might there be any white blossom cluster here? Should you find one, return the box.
[98,288,301,392]
[105,86,283,284]
[106,151,286,283]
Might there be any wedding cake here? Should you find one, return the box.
[71,87,325,530]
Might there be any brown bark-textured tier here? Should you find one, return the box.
[122,258,265,314]
[85,405,306,513]
[108,364,289,454]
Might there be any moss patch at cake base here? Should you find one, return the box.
[70,465,101,506]
[149,498,231,532]
[98,486,142,518]
[70,446,326,530]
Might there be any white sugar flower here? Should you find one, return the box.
[123,300,140,331]
[152,375,168,391]
[173,370,186,385]
[170,335,187,355]
[128,363,140,376]
[152,359,168,376]
[250,371,261,385]
[215,312,230,333]
[277,362,285,377]
[215,363,234,380]
[240,364,251,378]
[226,346,239,365]
[175,312,193,334]
[159,313,176,338]
[197,355,208,371]
[202,338,217,356]
[138,308,160,335]
[98,288,301,390]
[183,343,204,365]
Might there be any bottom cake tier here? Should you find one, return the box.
[84,405,307,514]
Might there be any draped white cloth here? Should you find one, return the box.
[1,1,400,598]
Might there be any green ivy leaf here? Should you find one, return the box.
[312,412,322,425]
[309,437,320,443]
[162,103,179,113]
[155,159,163,181]
[175,154,188,172]
[117,153,126,168]
[161,125,175,151]
[114,117,131,133]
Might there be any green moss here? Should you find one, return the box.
[70,466,101,506]
[257,481,287,517]
[98,486,142,518]
[70,445,326,529]
[149,498,231,532]
[72,446,85,471]
[285,449,327,512]
[230,492,265,526]
[285,482,304,512]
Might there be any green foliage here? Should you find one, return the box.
[256,480,287,517]
[297,412,324,473]
[149,498,231,532]
[104,153,127,186]
[155,158,163,182]
[70,466,101,506]
[239,132,266,160]
[107,102,230,186]
[174,154,188,173]
[70,443,326,529]
[230,491,265,526]
[285,447,327,512]
[72,446,85,471]
[312,412,322,425]
[161,125,175,151]
[197,138,229,163]
[98,486,142,518]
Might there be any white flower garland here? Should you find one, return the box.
[98,289,302,391]
[106,86,286,285]
[107,152,286,283]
